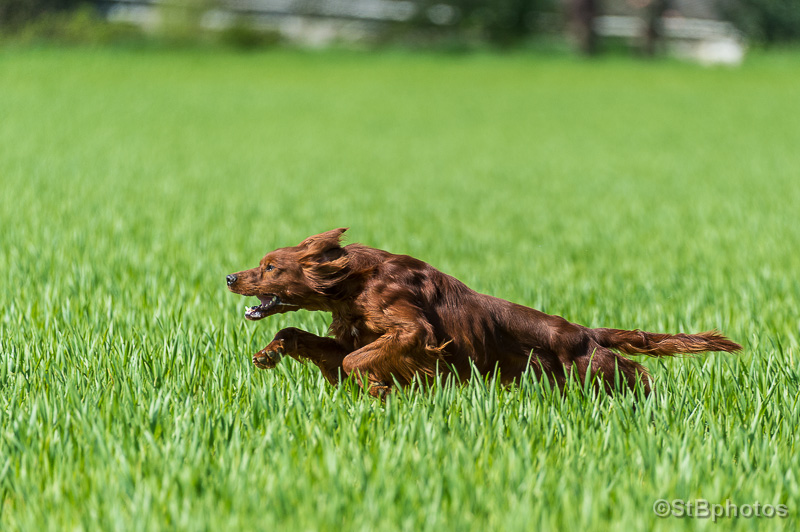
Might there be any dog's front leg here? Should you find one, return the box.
[254,327,349,384]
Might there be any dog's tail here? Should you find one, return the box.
[593,328,741,357]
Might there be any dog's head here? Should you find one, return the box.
[226,228,349,320]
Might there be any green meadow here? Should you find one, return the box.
[1,47,799,531]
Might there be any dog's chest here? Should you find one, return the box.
[331,315,380,349]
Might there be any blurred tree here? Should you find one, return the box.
[568,0,597,54]
[642,0,670,56]
[414,0,560,46]
[0,0,83,29]
[720,0,800,44]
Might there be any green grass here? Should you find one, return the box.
[1,46,799,531]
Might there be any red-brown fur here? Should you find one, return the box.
[227,229,741,397]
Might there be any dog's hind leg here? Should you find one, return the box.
[254,327,349,384]
[570,345,652,395]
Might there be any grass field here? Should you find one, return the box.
[1,46,799,531]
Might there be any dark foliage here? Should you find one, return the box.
[0,0,83,29]
[720,0,800,44]
[412,0,561,46]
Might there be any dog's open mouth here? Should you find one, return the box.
[244,295,298,321]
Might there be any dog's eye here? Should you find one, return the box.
[265,264,275,272]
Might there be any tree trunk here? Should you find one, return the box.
[570,0,598,55]
[643,0,670,57]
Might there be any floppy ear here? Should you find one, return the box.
[298,229,350,295]
[299,228,348,261]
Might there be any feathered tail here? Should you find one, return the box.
[593,328,741,357]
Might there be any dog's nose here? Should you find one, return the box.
[226,274,238,286]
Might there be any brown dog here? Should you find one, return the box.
[227,229,740,396]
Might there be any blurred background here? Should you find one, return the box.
[2,0,799,61]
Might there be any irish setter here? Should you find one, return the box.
[226,229,740,396]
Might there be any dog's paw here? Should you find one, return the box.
[252,340,285,369]
[368,380,393,399]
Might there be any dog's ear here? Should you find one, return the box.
[299,229,350,294]
[299,228,348,262]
